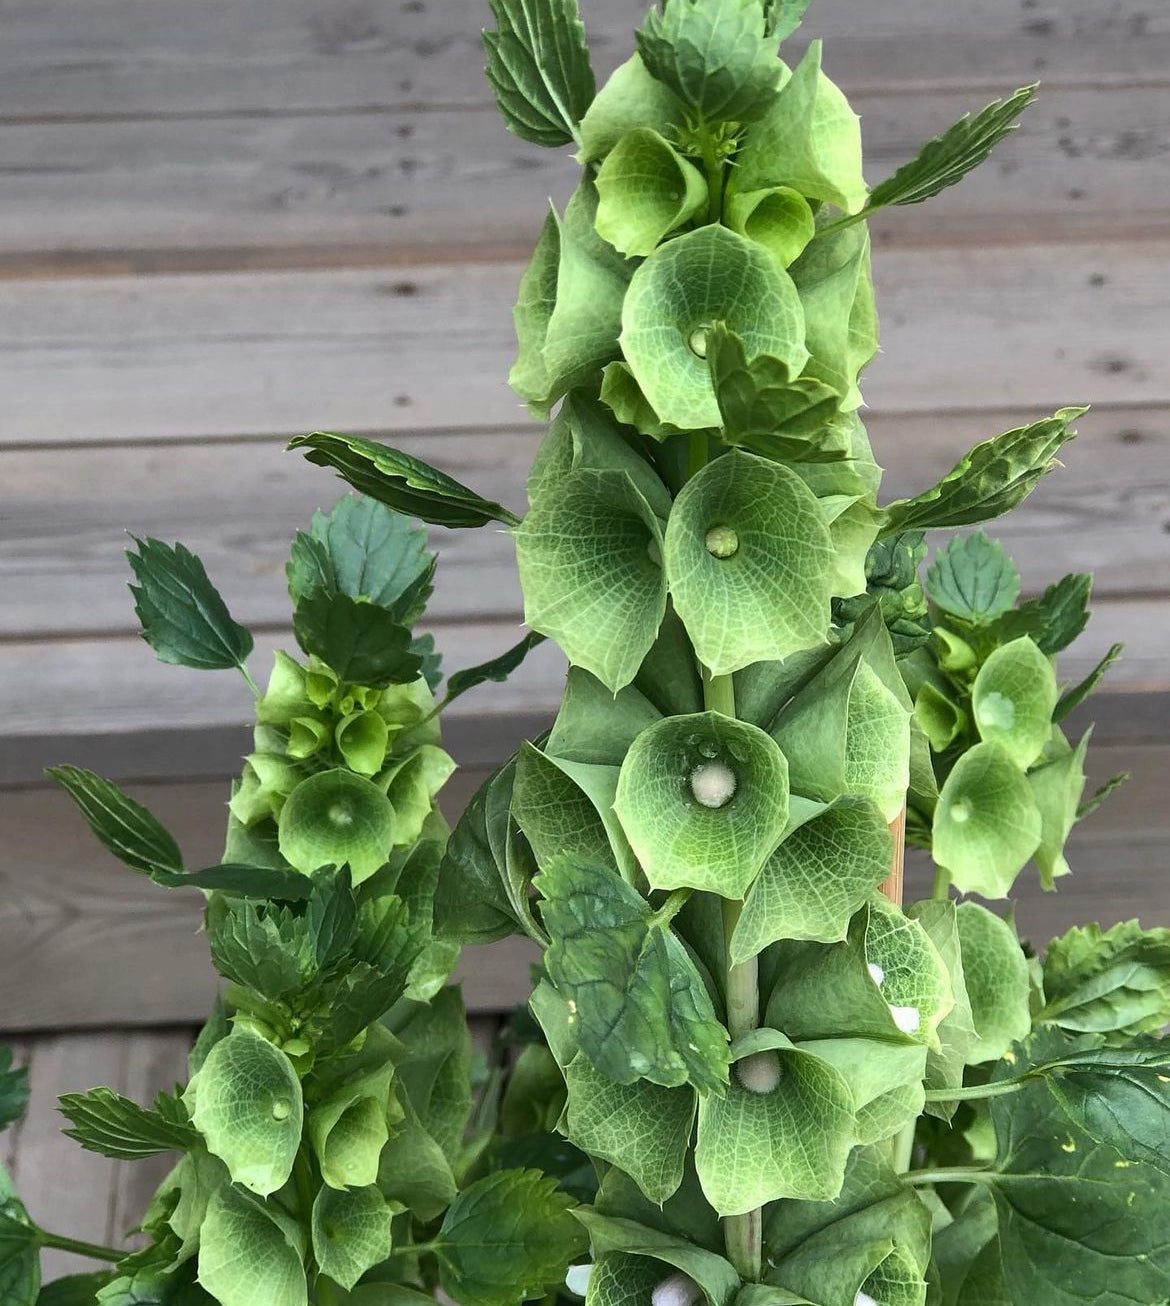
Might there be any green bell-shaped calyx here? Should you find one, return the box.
[971,635,1058,768]
[620,225,807,430]
[613,711,790,896]
[664,449,834,675]
[725,184,815,267]
[278,768,397,882]
[197,1184,307,1306]
[594,128,708,257]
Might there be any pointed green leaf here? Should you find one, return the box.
[292,591,420,688]
[971,636,1057,768]
[537,852,730,1093]
[620,225,807,431]
[564,1056,696,1204]
[444,631,546,704]
[884,408,1083,535]
[764,0,813,40]
[435,1169,587,1306]
[196,1185,306,1306]
[59,1088,198,1160]
[664,449,834,675]
[926,532,1020,625]
[0,1048,28,1134]
[37,1272,114,1305]
[1055,642,1122,721]
[127,537,253,673]
[993,571,1092,655]
[547,666,663,767]
[614,711,790,897]
[636,0,781,124]
[695,1029,855,1214]
[483,0,595,148]
[595,128,707,257]
[954,903,1031,1063]
[516,467,667,693]
[278,769,397,882]
[732,796,892,960]
[310,1186,394,1292]
[736,41,866,213]
[1028,728,1090,888]
[187,1029,302,1196]
[933,742,1042,897]
[289,432,518,528]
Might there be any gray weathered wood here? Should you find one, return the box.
[1,242,1165,446]
[2,403,1167,639]
[1,84,1165,268]
[0,0,1165,123]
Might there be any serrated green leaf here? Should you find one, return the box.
[444,631,546,705]
[537,852,730,1093]
[932,742,1042,897]
[1038,920,1170,1039]
[310,1186,394,1292]
[620,225,807,431]
[1055,642,1123,721]
[926,532,1020,625]
[187,1029,303,1196]
[292,591,420,688]
[736,41,866,214]
[289,433,518,529]
[205,893,315,1000]
[0,1047,29,1134]
[993,571,1092,655]
[595,128,707,257]
[386,987,473,1167]
[971,636,1057,768]
[59,1088,198,1161]
[865,85,1038,214]
[196,1185,306,1306]
[277,769,397,882]
[884,408,1083,535]
[435,1169,587,1306]
[636,0,780,125]
[48,765,184,878]
[953,903,1031,1063]
[127,537,253,673]
[664,449,834,675]
[484,0,595,148]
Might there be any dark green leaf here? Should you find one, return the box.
[47,766,184,877]
[1077,770,1128,820]
[1055,642,1123,721]
[0,1047,29,1133]
[59,1088,199,1160]
[126,538,253,672]
[1038,920,1170,1039]
[0,1175,40,1306]
[289,432,519,529]
[410,632,444,692]
[883,407,1083,535]
[484,0,595,148]
[865,85,1038,213]
[37,1273,114,1305]
[926,532,1019,625]
[292,591,420,688]
[764,0,813,40]
[435,1169,587,1306]
[994,572,1092,655]
[205,894,316,1001]
[150,862,313,900]
[444,631,547,704]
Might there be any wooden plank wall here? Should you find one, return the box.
[2,0,1170,1039]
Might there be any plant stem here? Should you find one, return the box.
[703,665,736,717]
[931,863,952,900]
[316,1278,342,1306]
[239,663,262,698]
[905,1166,997,1188]
[38,1229,124,1263]
[891,1120,917,1174]
[700,132,725,225]
[923,1073,1030,1104]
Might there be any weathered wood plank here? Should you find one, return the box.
[0,743,1164,1031]
[2,403,1167,639]
[1,84,1165,269]
[1,241,1164,446]
[0,0,1165,123]
[1,1029,191,1278]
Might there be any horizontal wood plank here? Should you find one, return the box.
[1,0,1166,124]
[1,241,1166,446]
[1,84,1166,270]
[2,404,1168,639]
[0,742,1163,1031]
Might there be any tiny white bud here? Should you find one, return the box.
[652,1271,703,1306]
[867,962,885,986]
[565,1263,592,1296]
[690,760,736,809]
[736,1050,783,1094]
[889,1004,920,1034]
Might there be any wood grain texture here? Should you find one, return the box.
[3,404,1168,640]
[1,241,1164,446]
[0,0,1165,123]
[1,84,1166,269]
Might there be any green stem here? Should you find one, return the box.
[239,663,262,698]
[891,1120,917,1174]
[905,1167,997,1188]
[703,666,736,717]
[931,862,952,901]
[316,1278,342,1306]
[38,1229,125,1263]
[700,132,725,225]
[687,428,709,481]
[651,886,694,927]
[721,899,762,1281]
[923,1073,1030,1104]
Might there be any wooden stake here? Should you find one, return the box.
[879,806,906,906]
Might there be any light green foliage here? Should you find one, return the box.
[537,853,730,1092]
[58,1087,198,1161]
[927,533,1020,625]
[512,742,629,876]
[732,797,892,959]
[953,903,1031,1062]
[842,661,911,820]
[127,537,253,674]
[595,128,708,256]
[800,1037,926,1146]
[307,1045,399,1189]
[906,901,977,1115]
[197,1185,306,1306]
[310,1186,394,1291]
[636,0,781,125]
[932,743,1042,897]
[187,1029,303,1196]
[578,55,683,164]
[725,185,815,267]
[434,1169,588,1306]
[1027,728,1090,887]
[970,637,1057,768]
[614,712,790,897]
[277,769,397,882]
[620,225,807,431]
[1039,919,1170,1039]
[664,450,834,674]
[483,0,595,148]
[736,42,866,214]
[695,1031,855,1213]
